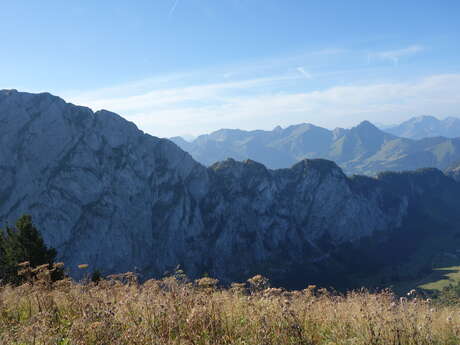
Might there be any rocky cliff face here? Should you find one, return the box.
[200,158,407,282]
[1,90,459,286]
[0,90,209,278]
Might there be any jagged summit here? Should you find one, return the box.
[210,157,346,179]
[0,88,18,94]
[211,157,268,173]
[291,158,345,176]
[0,90,143,145]
[0,89,64,102]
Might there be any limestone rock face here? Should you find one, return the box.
[0,90,209,277]
[0,90,456,283]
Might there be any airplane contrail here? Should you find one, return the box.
[169,0,179,18]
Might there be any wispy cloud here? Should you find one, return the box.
[63,45,458,138]
[296,67,312,79]
[71,74,300,113]
[67,72,460,137]
[67,48,343,102]
[371,45,424,65]
[311,48,348,56]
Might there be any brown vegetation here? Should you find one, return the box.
[0,271,460,345]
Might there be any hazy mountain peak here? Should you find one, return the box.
[349,121,387,142]
[172,116,460,174]
[170,136,191,147]
[384,115,460,139]
[415,115,438,121]
[353,120,381,132]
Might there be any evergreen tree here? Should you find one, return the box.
[0,215,58,284]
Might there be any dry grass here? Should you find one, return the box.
[1,273,460,345]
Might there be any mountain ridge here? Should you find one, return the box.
[2,90,460,289]
[171,118,460,175]
[384,115,460,139]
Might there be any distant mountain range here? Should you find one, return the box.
[384,115,460,139]
[171,118,460,175]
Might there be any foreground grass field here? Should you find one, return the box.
[1,272,460,345]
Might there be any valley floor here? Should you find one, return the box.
[1,273,460,345]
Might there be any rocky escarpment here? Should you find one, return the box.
[0,90,209,278]
[198,158,408,282]
[1,90,460,287]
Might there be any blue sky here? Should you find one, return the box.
[1,1,460,137]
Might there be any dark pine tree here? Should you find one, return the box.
[0,215,59,284]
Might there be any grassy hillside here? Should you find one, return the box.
[1,270,460,345]
[419,266,460,291]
